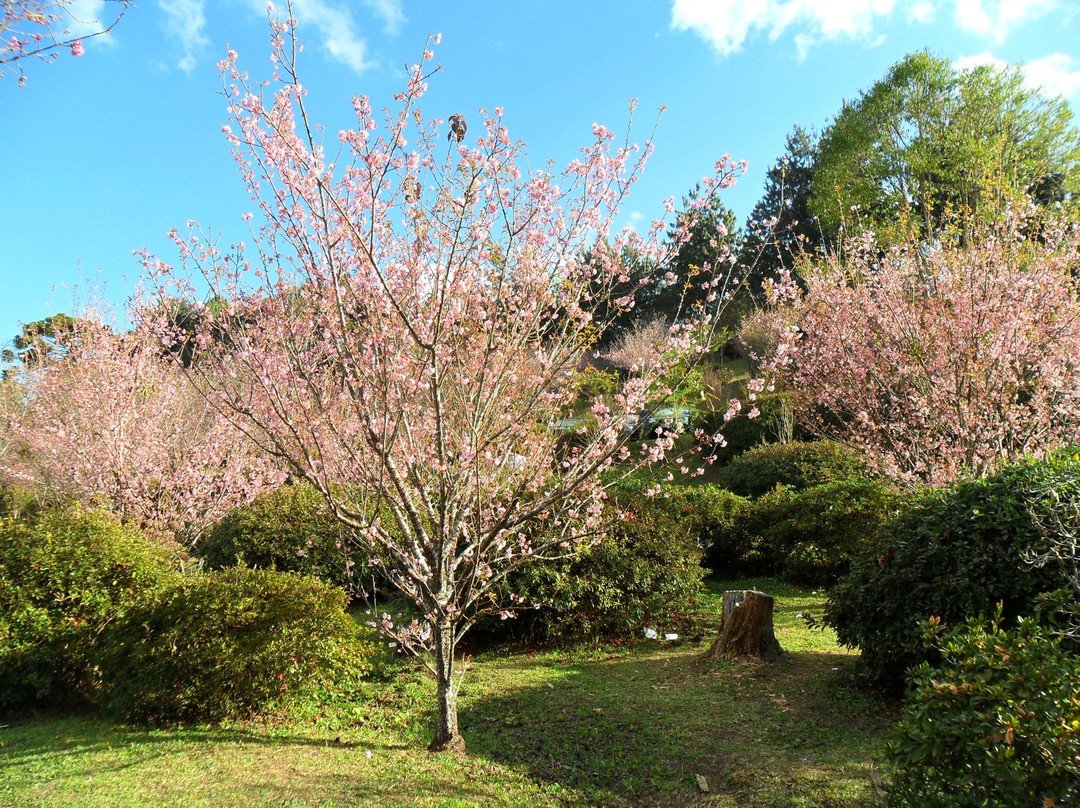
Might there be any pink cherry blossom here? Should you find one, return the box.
[759,216,1080,487]
[138,19,745,752]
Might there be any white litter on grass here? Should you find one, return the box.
[643,627,659,639]
[663,633,679,641]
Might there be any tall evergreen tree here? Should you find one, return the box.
[738,126,821,300]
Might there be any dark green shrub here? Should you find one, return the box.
[716,440,868,498]
[825,452,1075,691]
[887,612,1080,807]
[97,567,379,722]
[742,479,903,584]
[659,485,752,575]
[0,508,177,708]
[198,483,370,594]
[478,494,707,645]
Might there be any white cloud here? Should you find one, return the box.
[954,0,1058,41]
[363,0,406,35]
[953,50,1007,71]
[954,50,1080,99]
[670,0,901,58]
[256,0,374,74]
[1019,53,1080,98]
[908,0,937,22]
[159,0,209,73]
[672,0,1063,58]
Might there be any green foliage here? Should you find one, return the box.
[887,612,1080,807]
[0,504,377,722]
[0,508,177,708]
[825,453,1074,690]
[484,493,707,644]
[661,485,752,575]
[575,365,620,398]
[96,568,378,722]
[0,484,43,520]
[716,440,868,498]
[198,482,370,594]
[2,313,80,379]
[742,479,903,584]
[811,51,1080,246]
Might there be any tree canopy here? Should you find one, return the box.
[810,51,1080,246]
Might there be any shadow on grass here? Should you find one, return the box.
[0,713,404,772]
[461,646,893,808]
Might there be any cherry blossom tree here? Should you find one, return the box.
[763,217,1080,487]
[141,14,743,752]
[1,1,132,85]
[2,316,283,544]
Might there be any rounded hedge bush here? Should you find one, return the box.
[825,451,1076,690]
[0,507,177,708]
[716,440,869,498]
[96,567,379,722]
[742,478,904,584]
[887,613,1080,807]
[476,491,708,645]
[197,482,370,594]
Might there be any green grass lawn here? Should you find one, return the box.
[0,579,894,808]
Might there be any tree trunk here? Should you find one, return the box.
[428,618,466,753]
[705,589,783,663]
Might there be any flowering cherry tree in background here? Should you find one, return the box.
[1,316,284,544]
[141,12,743,752]
[1,0,131,85]
[763,217,1080,487]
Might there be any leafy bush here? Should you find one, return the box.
[825,453,1074,690]
[659,485,752,575]
[0,508,177,708]
[96,567,379,722]
[887,612,1080,807]
[743,479,903,584]
[198,483,370,594]
[478,492,708,644]
[1,505,378,722]
[716,440,869,498]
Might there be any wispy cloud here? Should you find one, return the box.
[671,0,1062,59]
[1024,53,1080,99]
[955,50,1080,99]
[160,0,208,72]
[363,0,406,35]
[291,0,373,73]
[249,0,376,74]
[670,0,902,58]
[954,0,1058,42]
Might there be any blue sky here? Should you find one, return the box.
[1,0,1077,342]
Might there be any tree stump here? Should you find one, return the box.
[704,589,783,663]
